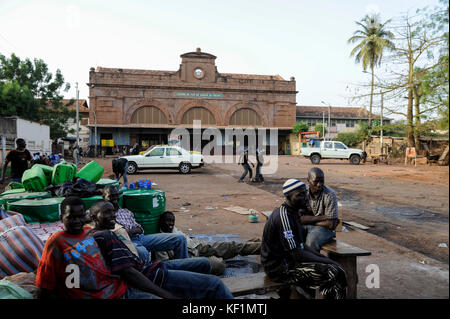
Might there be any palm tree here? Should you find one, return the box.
[348,14,395,126]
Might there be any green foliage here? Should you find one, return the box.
[291,121,310,135]
[334,121,370,147]
[314,123,325,137]
[0,53,74,139]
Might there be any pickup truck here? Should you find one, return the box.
[300,140,366,165]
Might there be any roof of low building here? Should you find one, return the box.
[296,105,384,119]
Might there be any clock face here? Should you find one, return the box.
[194,68,204,79]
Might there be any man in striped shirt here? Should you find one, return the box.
[261,179,347,299]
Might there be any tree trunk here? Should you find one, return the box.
[413,86,421,150]
[407,88,415,148]
[369,65,374,127]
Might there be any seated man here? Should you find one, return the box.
[301,167,339,253]
[89,200,234,299]
[102,186,189,263]
[261,179,347,299]
[35,196,176,299]
[154,211,261,275]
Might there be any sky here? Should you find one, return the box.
[0,0,442,117]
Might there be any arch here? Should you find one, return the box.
[125,99,173,124]
[176,100,222,125]
[225,102,268,127]
[130,106,168,124]
[181,107,216,125]
[229,108,262,126]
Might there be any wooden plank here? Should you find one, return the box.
[221,272,288,297]
[343,221,370,230]
[322,240,371,257]
[223,206,252,215]
[262,211,272,219]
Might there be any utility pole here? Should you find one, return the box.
[322,112,325,140]
[321,101,332,140]
[380,90,384,156]
[75,82,79,166]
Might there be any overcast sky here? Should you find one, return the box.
[0,0,441,116]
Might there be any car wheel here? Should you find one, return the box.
[310,154,321,165]
[127,162,138,174]
[179,162,191,174]
[350,155,361,165]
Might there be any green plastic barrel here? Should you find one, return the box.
[75,161,104,183]
[22,166,48,192]
[0,191,51,207]
[122,189,166,234]
[7,197,64,223]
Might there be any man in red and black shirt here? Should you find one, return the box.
[0,138,32,184]
[261,179,347,299]
[35,196,176,299]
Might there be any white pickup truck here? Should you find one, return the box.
[300,140,367,165]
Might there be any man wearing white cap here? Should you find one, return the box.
[261,178,347,299]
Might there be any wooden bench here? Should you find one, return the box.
[221,272,290,298]
[221,239,371,299]
[321,239,371,299]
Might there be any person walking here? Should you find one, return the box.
[238,148,254,182]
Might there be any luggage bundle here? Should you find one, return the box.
[1,161,106,223]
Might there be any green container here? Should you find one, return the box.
[122,189,166,235]
[0,188,27,196]
[81,195,104,210]
[32,164,54,184]
[0,191,51,207]
[7,197,64,223]
[52,162,76,186]
[82,193,124,210]
[7,182,24,190]
[76,161,104,183]
[96,178,119,188]
[21,166,48,192]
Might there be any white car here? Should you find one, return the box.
[122,145,204,174]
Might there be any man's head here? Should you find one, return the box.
[160,211,175,233]
[60,196,87,235]
[307,167,325,196]
[102,186,121,210]
[16,138,26,150]
[283,179,308,210]
[90,200,116,230]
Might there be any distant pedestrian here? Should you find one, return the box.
[252,148,264,183]
[238,148,254,182]
[0,138,32,184]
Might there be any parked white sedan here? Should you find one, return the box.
[122,145,204,174]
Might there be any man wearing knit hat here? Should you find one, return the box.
[261,178,347,299]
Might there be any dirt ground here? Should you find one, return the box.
[93,155,448,299]
[1,155,448,298]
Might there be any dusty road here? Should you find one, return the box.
[94,155,448,298]
[1,155,448,298]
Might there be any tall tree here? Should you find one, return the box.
[348,14,395,126]
[0,53,74,139]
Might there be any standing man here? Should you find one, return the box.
[102,186,189,264]
[301,167,339,253]
[238,148,254,183]
[0,138,32,184]
[261,179,347,299]
[253,148,264,183]
[112,157,129,190]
